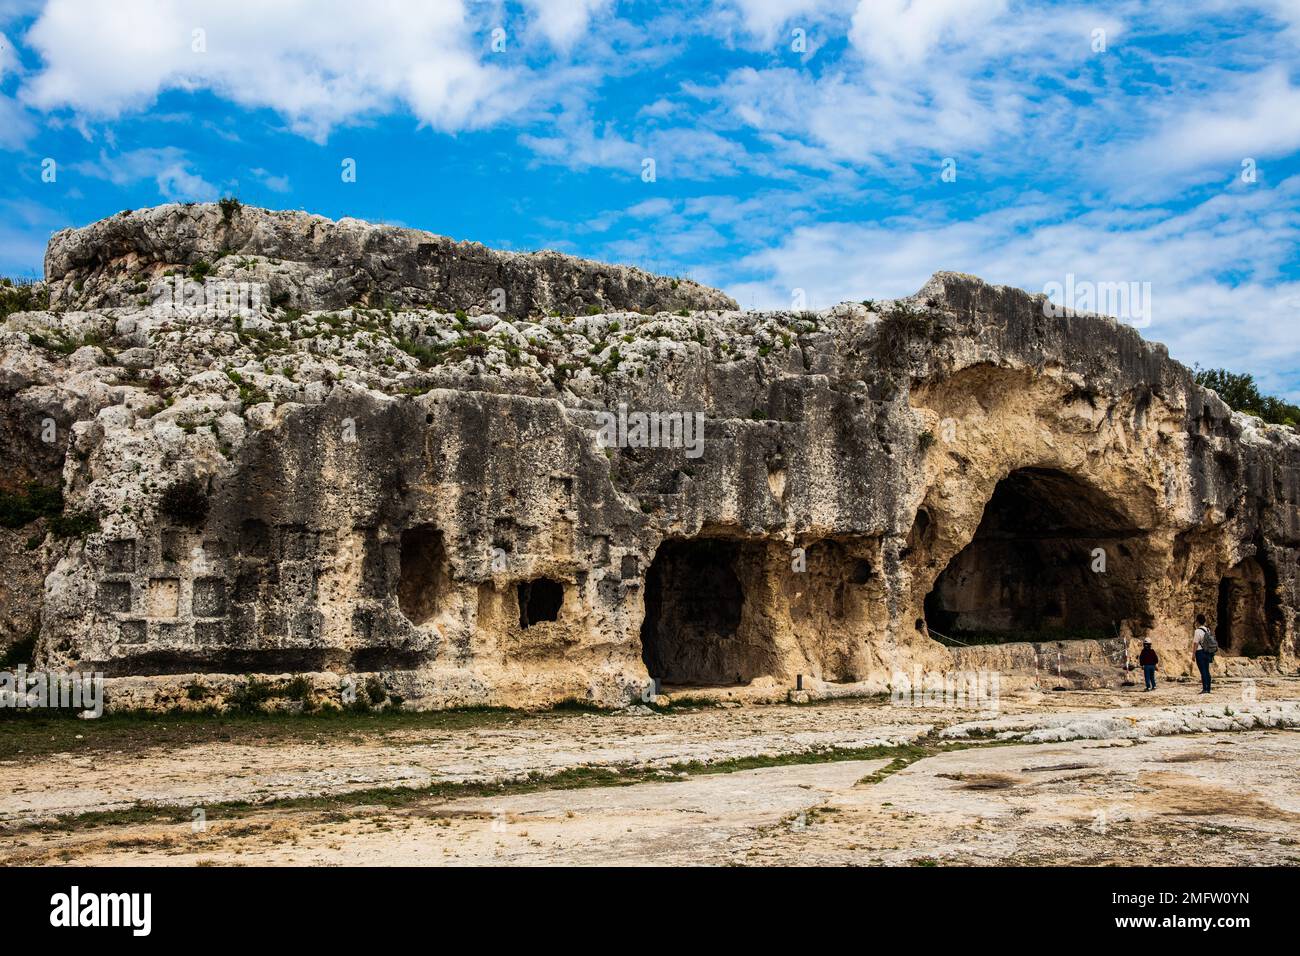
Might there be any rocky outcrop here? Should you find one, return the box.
[3,205,1299,711]
[44,203,736,318]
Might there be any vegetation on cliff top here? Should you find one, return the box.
[0,277,49,319]
[1195,366,1300,428]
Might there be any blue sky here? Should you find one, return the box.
[2,0,1300,397]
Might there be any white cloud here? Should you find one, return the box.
[521,0,613,49]
[20,0,545,141]
[847,0,1008,71]
[698,2,1120,172]
[727,0,851,43]
[72,147,216,202]
[719,177,1300,397]
[1119,68,1300,181]
[520,116,642,170]
[0,29,34,148]
[0,28,19,73]
[249,167,290,193]
[520,115,773,180]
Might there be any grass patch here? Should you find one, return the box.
[10,740,933,835]
[856,746,931,785]
[0,705,522,763]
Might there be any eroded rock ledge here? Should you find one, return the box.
[3,203,1298,712]
[44,202,736,317]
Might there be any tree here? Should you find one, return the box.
[1194,366,1300,428]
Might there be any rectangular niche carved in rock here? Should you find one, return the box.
[104,538,137,573]
[97,580,133,614]
[146,578,181,618]
[192,577,228,617]
[398,524,450,625]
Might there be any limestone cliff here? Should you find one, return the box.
[2,203,1296,710]
[44,202,736,317]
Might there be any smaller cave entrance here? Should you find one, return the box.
[397,524,450,625]
[924,468,1146,644]
[640,537,775,687]
[518,578,565,628]
[1215,558,1278,657]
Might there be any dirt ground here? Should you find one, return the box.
[3,675,1299,866]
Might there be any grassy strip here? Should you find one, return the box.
[8,730,1126,839]
[856,747,933,785]
[8,741,930,836]
[854,735,1037,786]
[0,705,525,762]
[0,690,729,762]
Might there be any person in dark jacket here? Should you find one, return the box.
[1138,638,1158,691]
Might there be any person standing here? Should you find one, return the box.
[1193,614,1217,694]
[1139,638,1158,691]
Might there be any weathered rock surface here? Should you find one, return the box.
[940,699,1300,742]
[44,203,736,317]
[3,204,1299,711]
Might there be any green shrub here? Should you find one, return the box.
[364,676,388,706]
[284,676,313,701]
[48,509,99,539]
[0,278,50,319]
[227,679,275,713]
[0,482,63,528]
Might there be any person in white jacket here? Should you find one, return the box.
[1192,613,1216,694]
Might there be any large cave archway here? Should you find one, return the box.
[924,468,1147,644]
[639,537,777,687]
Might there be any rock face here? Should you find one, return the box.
[3,204,1299,710]
[44,203,736,318]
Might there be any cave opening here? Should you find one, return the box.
[518,578,565,628]
[924,468,1145,645]
[397,524,449,625]
[640,537,774,687]
[1215,558,1277,656]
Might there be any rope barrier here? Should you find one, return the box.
[924,624,974,647]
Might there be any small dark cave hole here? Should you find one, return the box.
[518,578,565,628]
